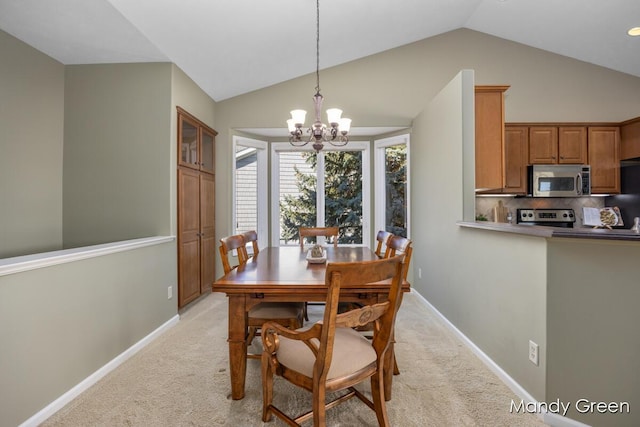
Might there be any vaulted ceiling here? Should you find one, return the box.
[1,0,639,102]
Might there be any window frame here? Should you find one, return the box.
[232,135,268,250]
[374,134,411,239]
[270,141,371,248]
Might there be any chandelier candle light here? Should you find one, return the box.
[287,0,351,152]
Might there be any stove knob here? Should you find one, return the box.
[569,212,574,218]
[527,213,533,218]
[563,213,568,218]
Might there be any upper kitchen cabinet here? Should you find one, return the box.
[475,85,509,191]
[588,126,620,194]
[178,107,216,174]
[528,126,587,164]
[504,126,529,194]
[620,117,640,160]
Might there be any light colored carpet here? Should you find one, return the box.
[42,291,547,426]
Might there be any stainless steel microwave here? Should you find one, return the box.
[527,165,591,197]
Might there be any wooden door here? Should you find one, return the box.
[558,126,587,164]
[504,126,529,193]
[200,173,215,294]
[588,127,620,194]
[529,127,558,164]
[178,167,202,307]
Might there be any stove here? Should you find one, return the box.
[516,208,576,228]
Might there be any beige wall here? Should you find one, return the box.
[0,30,65,258]
[411,70,548,400]
[547,239,640,427]
[214,28,640,253]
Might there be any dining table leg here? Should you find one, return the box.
[227,294,248,399]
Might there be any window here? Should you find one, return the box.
[271,141,371,247]
[374,134,410,238]
[232,136,268,252]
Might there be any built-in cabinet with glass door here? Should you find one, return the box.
[177,107,216,308]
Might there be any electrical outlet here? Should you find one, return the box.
[168,286,173,300]
[529,340,539,366]
[418,268,422,279]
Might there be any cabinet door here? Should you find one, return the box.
[621,119,640,160]
[558,126,587,164]
[529,127,558,164]
[504,126,529,193]
[588,127,620,194]
[178,168,202,307]
[199,173,215,294]
[178,114,200,170]
[475,87,506,190]
[200,128,216,174]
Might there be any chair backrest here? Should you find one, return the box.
[219,234,248,274]
[374,230,393,257]
[317,256,405,382]
[384,235,413,281]
[242,230,259,257]
[298,226,339,249]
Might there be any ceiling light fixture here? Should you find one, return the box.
[287,0,351,152]
[628,27,640,36]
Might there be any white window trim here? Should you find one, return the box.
[270,141,371,248]
[232,136,268,249]
[374,134,411,238]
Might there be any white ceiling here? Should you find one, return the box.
[1,0,639,102]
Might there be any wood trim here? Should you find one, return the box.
[176,106,218,136]
[507,122,620,127]
[475,85,510,93]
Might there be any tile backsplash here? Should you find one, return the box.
[475,196,605,228]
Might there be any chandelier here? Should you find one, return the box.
[287,0,351,152]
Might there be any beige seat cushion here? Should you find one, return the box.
[249,302,304,318]
[276,327,376,380]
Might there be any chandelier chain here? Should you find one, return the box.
[315,0,320,95]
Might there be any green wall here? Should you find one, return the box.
[63,63,173,247]
[0,240,177,427]
[0,28,217,426]
[0,30,65,258]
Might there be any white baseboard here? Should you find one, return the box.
[19,314,180,427]
[409,289,591,427]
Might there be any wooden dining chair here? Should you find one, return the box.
[242,230,259,258]
[382,235,412,375]
[374,230,393,258]
[298,226,339,249]
[219,234,248,274]
[219,234,305,359]
[384,235,413,282]
[261,255,405,427]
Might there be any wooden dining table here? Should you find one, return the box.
[212,245,410,400]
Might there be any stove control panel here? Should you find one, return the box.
[517,209,576,224]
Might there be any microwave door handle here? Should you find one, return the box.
[576,173,582,195]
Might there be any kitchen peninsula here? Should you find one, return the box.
[458,220,640,241]
[456,219,640,427]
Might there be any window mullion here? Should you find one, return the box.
[316,152,325,227]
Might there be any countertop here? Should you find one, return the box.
[457,221,640,241]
